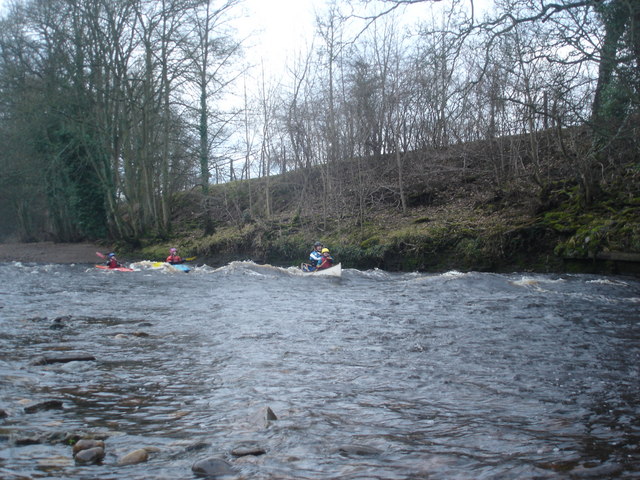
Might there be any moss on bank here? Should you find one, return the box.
[538,179,640,268]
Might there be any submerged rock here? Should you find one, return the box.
[48,316,71,329]
[338,444,383,456]
[117,448,149,465]
[231,443,266,457]
[74,446,105,465]
[48,431,83,445]
[14,434,44,445]
[569,462,624,478]
[24,400,64,413]
[12,430,85,446]
[185,441,210,452]
[191,457,239,477]
[31,354,96,366]
[248,406,278,428]
[72,439,105,454]
[37,455,73,468]
[114,331,150,339]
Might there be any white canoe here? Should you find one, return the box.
[302,263,342,277]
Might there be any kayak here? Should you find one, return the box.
[168,263,190,273]
[300,263,342,277]
[95,265,135,272]
[151,262,190,273]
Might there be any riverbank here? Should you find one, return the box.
[2,144,638,275]
[110,134,636,276]
[0,242,106,263]
[123,173,639,276]
[0,235,637,276]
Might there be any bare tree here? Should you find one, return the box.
[182,0,240,233]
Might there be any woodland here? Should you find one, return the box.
[0,0,638,273]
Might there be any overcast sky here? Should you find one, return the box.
[0,0,488,89]
[0,0,487,74]
[0,0,317,68]
[236,0,317,81]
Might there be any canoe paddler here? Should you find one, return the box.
[303,241,324,272]
[316,248,334,270]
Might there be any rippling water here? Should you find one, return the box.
[0,261,638,479]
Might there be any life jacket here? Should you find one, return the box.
[317,255,333,270]
[106,258,119,268]
[309,250,323,265]
[166,254,182,264]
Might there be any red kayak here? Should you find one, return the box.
[95,265,135,272]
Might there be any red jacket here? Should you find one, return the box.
[316,255,333,270]
[166,254,182,264]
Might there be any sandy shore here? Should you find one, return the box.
[0,242,109,263]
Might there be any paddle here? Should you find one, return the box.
[301,263,317,273]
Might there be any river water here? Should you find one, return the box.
[0,261,638,479]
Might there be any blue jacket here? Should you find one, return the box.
[309,250,323,265]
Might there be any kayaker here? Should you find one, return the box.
[166,247,183,264]
[106,253,121,269]
[316,248,334,270]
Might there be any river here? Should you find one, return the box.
[0,261,638,479]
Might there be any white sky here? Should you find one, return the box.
[238,0,317,74]
[236,0,492,76]
[0,0,318,77]
[0,0,489,77]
